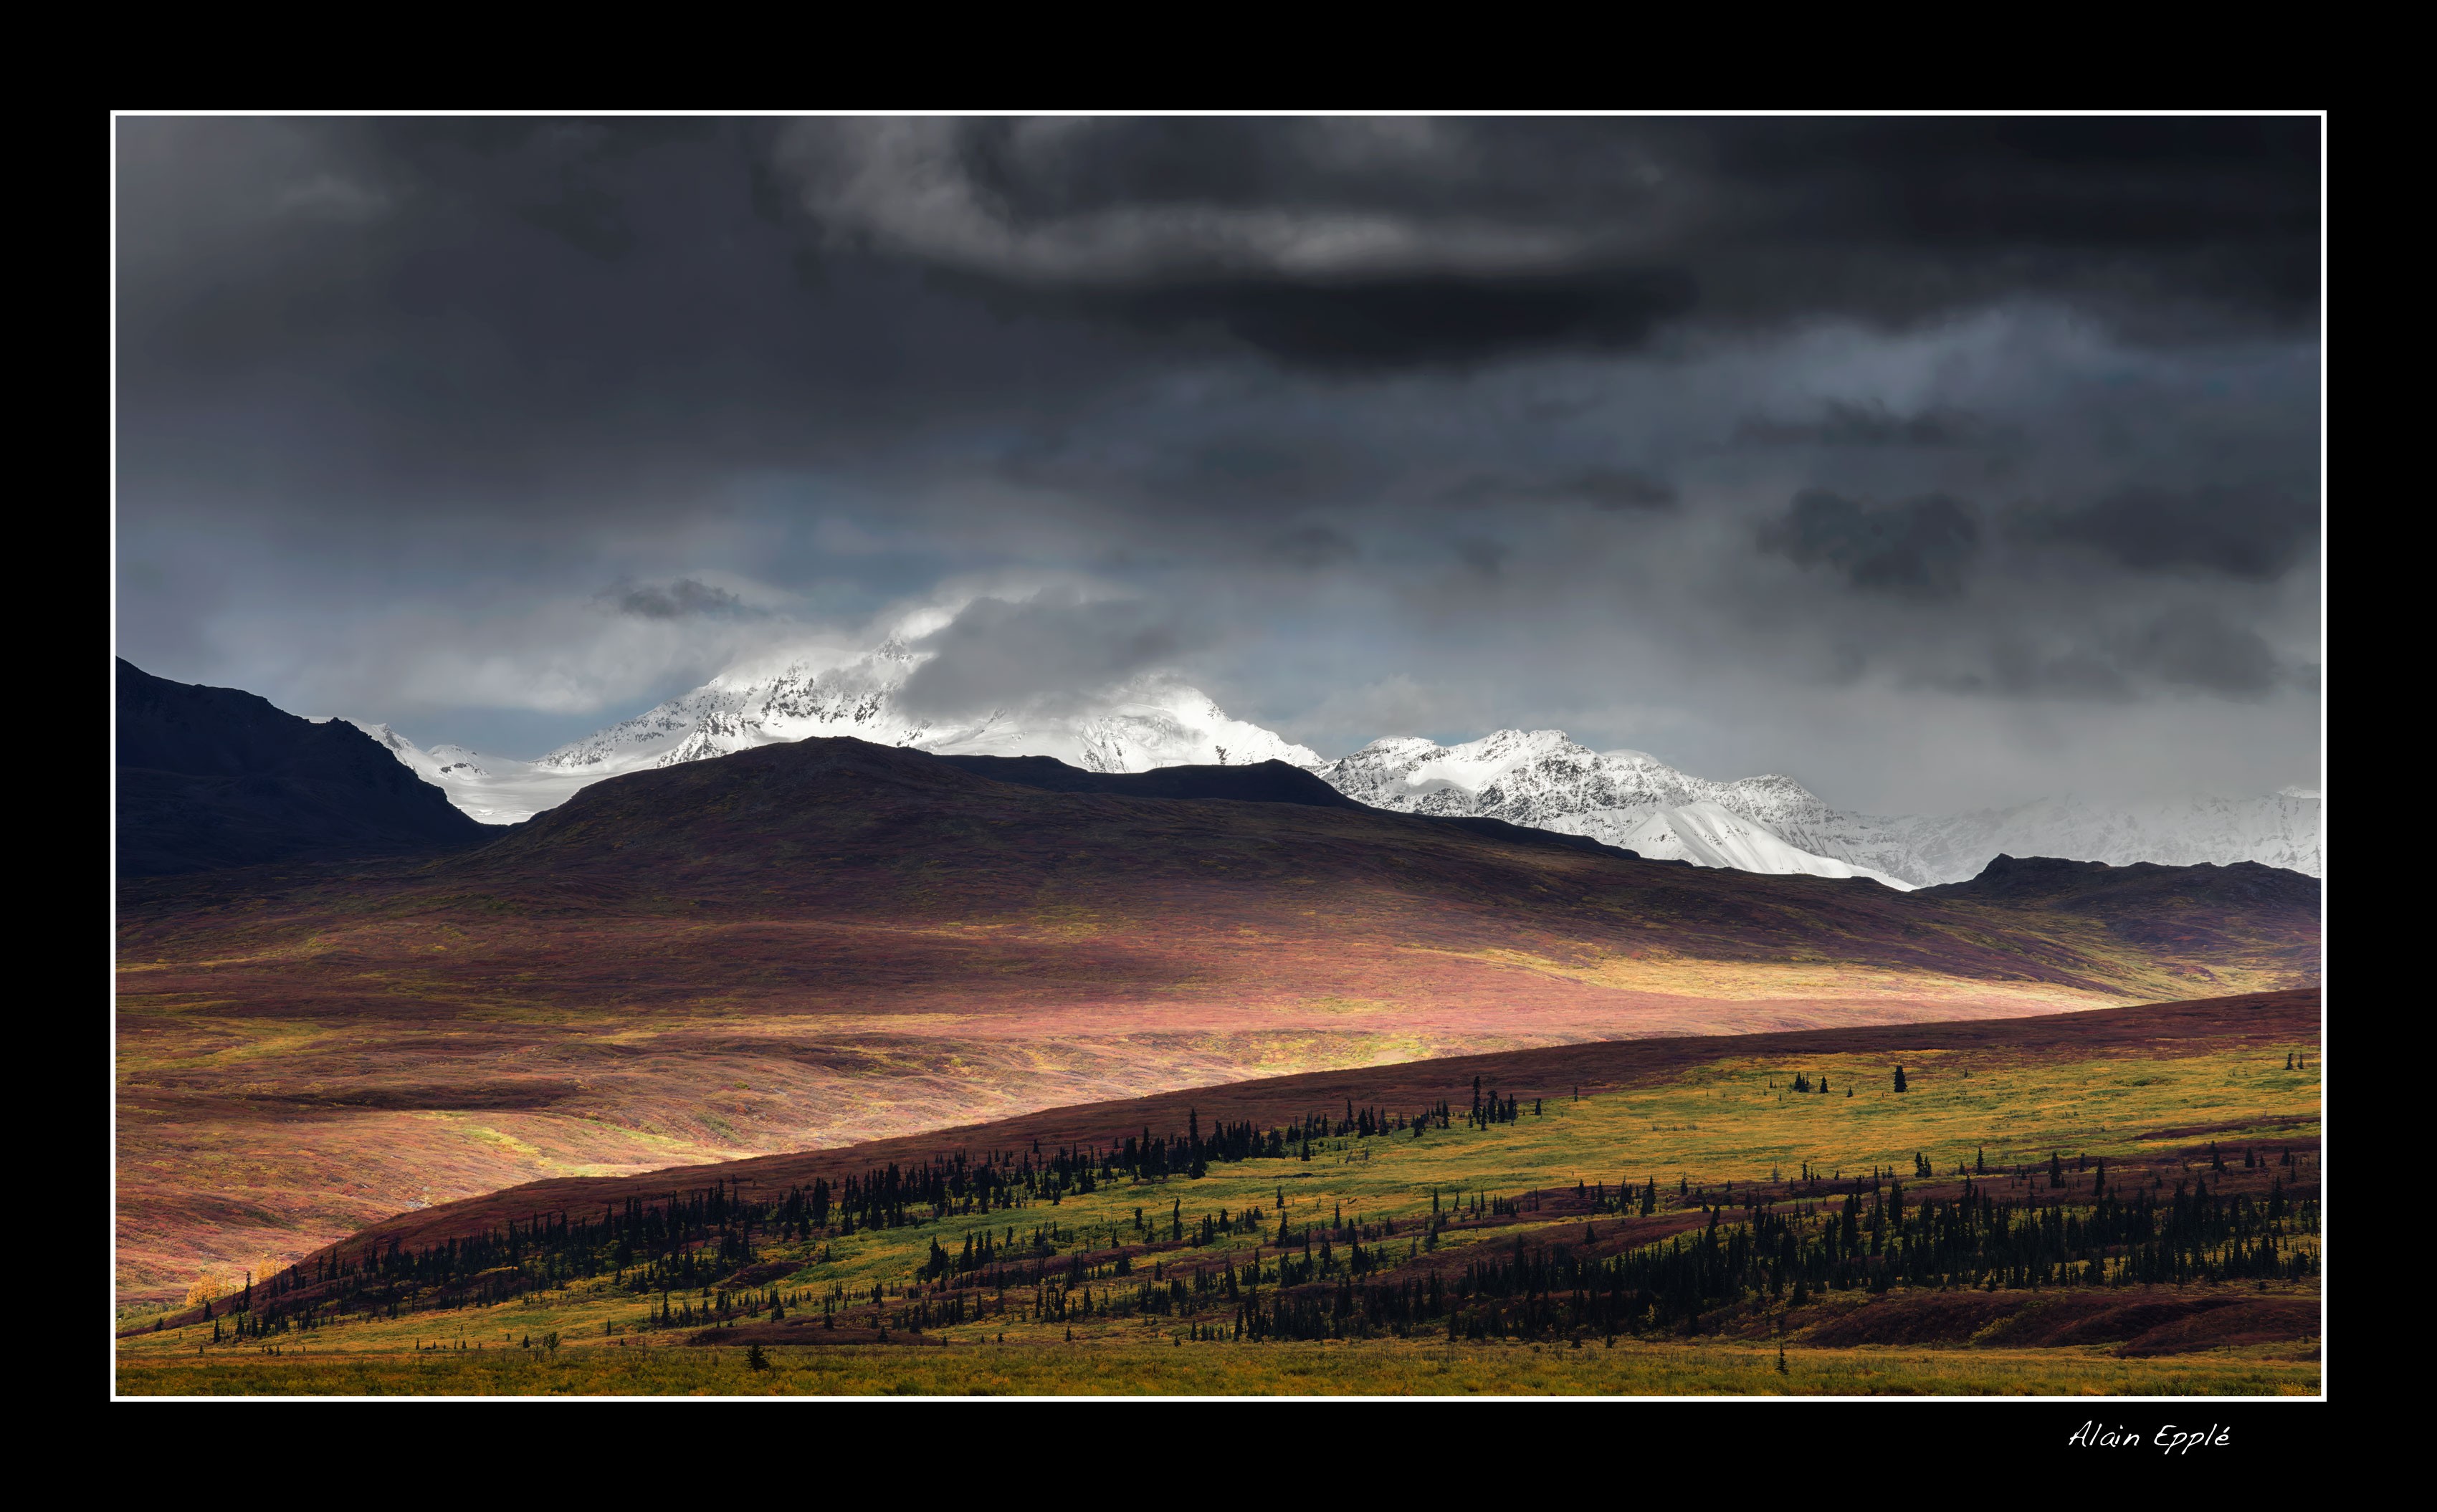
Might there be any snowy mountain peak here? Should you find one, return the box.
[1320,729,1828,828]
[1317,729,1890,882]
[348,656,2321,890]
[360,640,1320,824]
[1544,800,1916,889]
[1311,726,2317,888]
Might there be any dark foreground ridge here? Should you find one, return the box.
[935,752,1646,862]
[1923,852,2319,911]
[1919,853,2322,961]
[115,659,490,877]
[934,755,1363,808]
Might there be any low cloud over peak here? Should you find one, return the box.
[893,589,1198,719]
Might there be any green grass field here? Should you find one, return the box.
[118,1030,2320,1395]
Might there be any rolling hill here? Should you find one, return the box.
[123,988,2321,1397]
[113,736,2318,1314]
[270,986,2323,1264]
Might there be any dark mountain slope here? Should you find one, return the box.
[1919,853,2319,983]
[371,737,2296,992]
[933,755,1359,808]
[115,659,490,876]
[933,752,1641,861]
[1923,853,2317,912]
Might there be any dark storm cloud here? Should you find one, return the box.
[1737,401,1992,449]
[601,578,757,621]
[1568,469,1679,511]
[2116,605,2284,696]
[115,117,1148,530]
[1455,538,1513,578]
[1264,525,1360,568]
[894,591,1193,716]
[114,115,2322,807]
[1950,614,2290,702]
[115,115,2318,533]
[2007,485,2316,580]
[1439,468,1678,513]
[1102,272,1697,372]
[771,115,2317,368]
[1758,490,1982,600]
[1504,469,1679,510]
[1974,645,2134,702]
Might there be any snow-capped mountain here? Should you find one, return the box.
[1314,730,1914,886]
[1312,729,2322,887]
[1541,802,1916,889]
[350,642,2321,889]
[355,638,1321,824]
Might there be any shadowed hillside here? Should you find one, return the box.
[374,739,2302,988]
[938,752,1641,860]
[1919,853,2319,985]
[116,659,489,877]
[934,755,1363,809]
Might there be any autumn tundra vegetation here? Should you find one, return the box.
[118,988,2319,1396]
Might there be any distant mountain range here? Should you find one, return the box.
[342,638,2323,889]
[348,638,1317,825]
[115,660,488,877]
[1319,729,2323,888]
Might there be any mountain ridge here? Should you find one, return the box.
[1317,728,2322,887]
[115,659,489,877]
[339,641,2322,887]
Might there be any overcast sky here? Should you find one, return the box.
[115,116,2321,812]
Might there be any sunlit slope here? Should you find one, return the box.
[115,741,2317,1314]
[119,990,2321,1397]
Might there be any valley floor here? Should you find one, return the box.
[117,990,2322,1397]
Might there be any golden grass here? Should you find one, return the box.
[116,1033,2321,1394]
